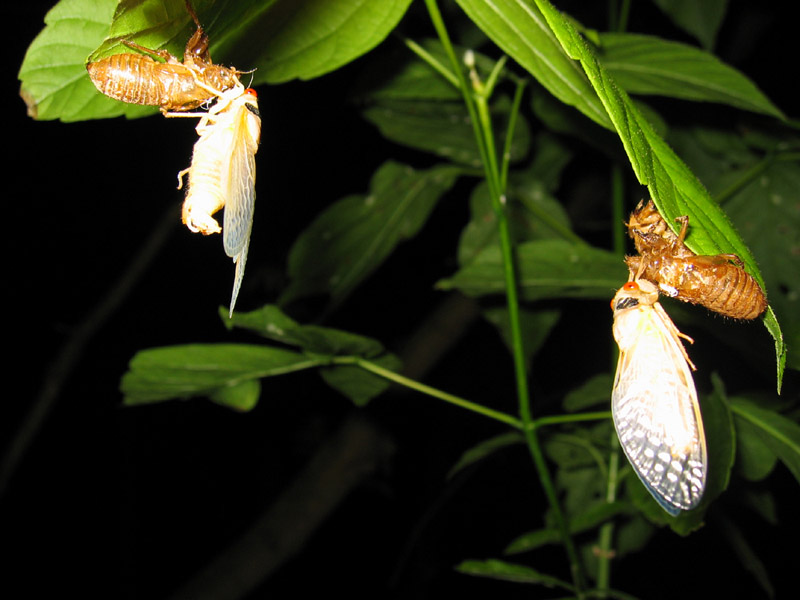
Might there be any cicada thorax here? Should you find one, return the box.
[625,200,768,320]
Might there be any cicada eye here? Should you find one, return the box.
[623,281,639,291]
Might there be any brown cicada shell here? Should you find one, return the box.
[86,0,241,114]
[624,200,768,320]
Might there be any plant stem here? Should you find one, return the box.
[533,411,611,428]
[424,1,586,594]
[338,356,523,430]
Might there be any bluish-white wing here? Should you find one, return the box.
[612,308,706,514]
[221,92,261,317]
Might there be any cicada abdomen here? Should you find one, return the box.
[611,279,707,514]
[625,200,767,320]
[178,87,261,316]
[86,0,241,114]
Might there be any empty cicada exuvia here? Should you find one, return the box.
[625,200,767,320]
[86,0,241,114]
[611,279,707,515]
[177,86,261,316]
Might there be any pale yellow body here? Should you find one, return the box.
[178,85,261,316]
[611,279,707,514]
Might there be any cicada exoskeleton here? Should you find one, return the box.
[624,200,767,320]
[86,0,241,114]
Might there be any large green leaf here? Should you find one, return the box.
[121,343,324,405]
[20,0,412,121]
[729,397,800,487]
[455,559,574,590]
[454,0,613,129]
[440,239,627,301]
[211,0,414,84]
[18,0,154,120]
[597,33,783,118]
[530,0,785,389]
[457,167,577,266]
[225,305,386,357]
[225,305,402,406]
[363,96,530,167]
[281,161,461,307]
[505,501,634,554]
[651,0,728,50]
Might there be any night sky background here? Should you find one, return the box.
[5,1,799,598]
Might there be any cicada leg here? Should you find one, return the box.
[121,40,181,64]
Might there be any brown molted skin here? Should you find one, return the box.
[625,200,767,320]
[86,0,240,113]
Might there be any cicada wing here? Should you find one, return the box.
[612,308,707,514]
[221,92,261,317]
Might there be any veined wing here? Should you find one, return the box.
[612,293,707,514]
[220,89,261,317]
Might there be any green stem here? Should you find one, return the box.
[402,37,459,88]
[337,356,523,430]
[533,411,611,428]
[424,1,586,594]
[596,433,621,595]
[611,166,625,257]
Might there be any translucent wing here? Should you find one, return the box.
[221,90,260,317]
[612,283,707,514]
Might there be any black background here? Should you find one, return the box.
[5,1,798,599]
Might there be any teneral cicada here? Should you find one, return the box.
[625,200,767,320]
[177,86,261,316]
[86,0,241,114]
[611,279,707,514]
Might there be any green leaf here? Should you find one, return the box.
[208,377,261,412]
[454,0,613,130]
[447,432,524,479]
[362,95,530,167]
[19,0,156,120]
[651,0,728,50]
[225,305,402,405]
[530,0,785,389]
[281,161,461,308]
[505,501,633,554]
[597,33,783,118]
[440,239,628,301]
[354,38,464,102]
[225,305,385,357]
[21,0,412,121]
[562,374,614,412]
[722,160,800,372]
[455,559,574,590]
[734,412,778,482]
[213,0,414,84]
[483,306,561,370]
[457,170,578,266]
[86,0,209,63]
[319,353,403,407]
[121,343,324,405]
[715,511,776,598]
[729,397,800,487]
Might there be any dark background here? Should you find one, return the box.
[5,1,798,598]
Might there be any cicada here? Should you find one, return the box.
[611,279,707,515]
[86,0,241,114]
[178,86,261,317]
[625,200,767,320]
